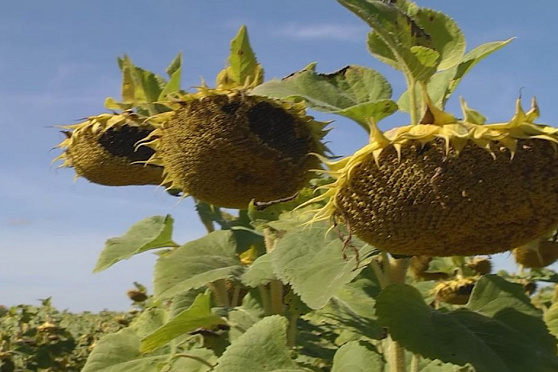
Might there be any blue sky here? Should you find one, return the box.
[2,0,558,312]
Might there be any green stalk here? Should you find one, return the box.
[389,337,407,372]
[410,354,421,372]
[258,285,273,316]
[407,77,419,126]
[287,312,299,348]
[208,280,230,308]
[269,280,284,315]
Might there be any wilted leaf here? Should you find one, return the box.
[271,223,377,309]
[153,229,245,299]
[94,215,177,273]
[331,341,384,372]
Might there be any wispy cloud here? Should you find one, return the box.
[275,23,367,42]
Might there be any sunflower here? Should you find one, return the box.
[142,88,327,209]
[54,111,164,186]
[306,96,558,256]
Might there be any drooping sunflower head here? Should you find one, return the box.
[306,97,558,256]
[142,88,328,209]
[54,111,165,186]
[513,238,558,269]
[434,277,476,305]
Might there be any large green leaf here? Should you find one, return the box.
[544,302,558,339]
[270,224,377,309]
[314,270,383,340]
[376,284,558,372]
[331,341,384,372]
[466,275,556,353]
[228,291,266,342]
[140,293,227,353]
[241,253,276,287]
[412,8,465,71]
[214,315,306,372]
[81,328,166,372]
[339,0,438,81]
[251,63,396,130]
[94,215,177,273]
[398,38,513,111]
[153,229,245,299]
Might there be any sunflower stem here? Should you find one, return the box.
[408,78,419,126]
[410,353,421,372]
[287,312,299,348]
[208,280,230,308]
[389,336,407,372]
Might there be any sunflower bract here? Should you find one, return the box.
[144,89,326,209]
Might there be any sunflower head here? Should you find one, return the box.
[434,277,476,305]
[306,97,558,256]
[54,111,165,186]
[513,238,558,269]
[142,88,327,209]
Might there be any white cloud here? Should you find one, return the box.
[276,23,367,41]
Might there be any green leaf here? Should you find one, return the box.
[241,254,276,287]
[271,223,377,309]
[140,293,227,353]
[130,308,167,339]
[544,302,558,338]
[167,348,216,372]
[412,8,465,71]
[81,328,166,372]
[214,315,304,372]
[315,270,383,340]
[220,25,263,88]
[331,341,384,372]
[376,284,558,372]
[135,67,163,103]
[398,38,513,111]
[120,56,136,104]
[251,63,396,130]
[446,38,514,101]
[420,359,475,372]
[339,0,437,81]
[228,291,265,342]
[166,52,182,77]
[104,97,133,111]
[466,275,557,354]
[158,65,182,101]
[153,229,245,299]
[94,215,177,273]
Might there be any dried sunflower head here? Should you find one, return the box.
[307,97,558,256]
[54,111,164,186]
[142,88,327,209]
[467,257,492,275]
[513,239,558,269]
[434,277,476,305]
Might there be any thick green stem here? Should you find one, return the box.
[269,280,284,315]
[208,280,230,308]
[407,78,419,126]
[258,285,272,316]
[231,284,241,307]
[287,312,299,348]
[389,336,407,372]
[373,254,410,372]
[410,354,421,372]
